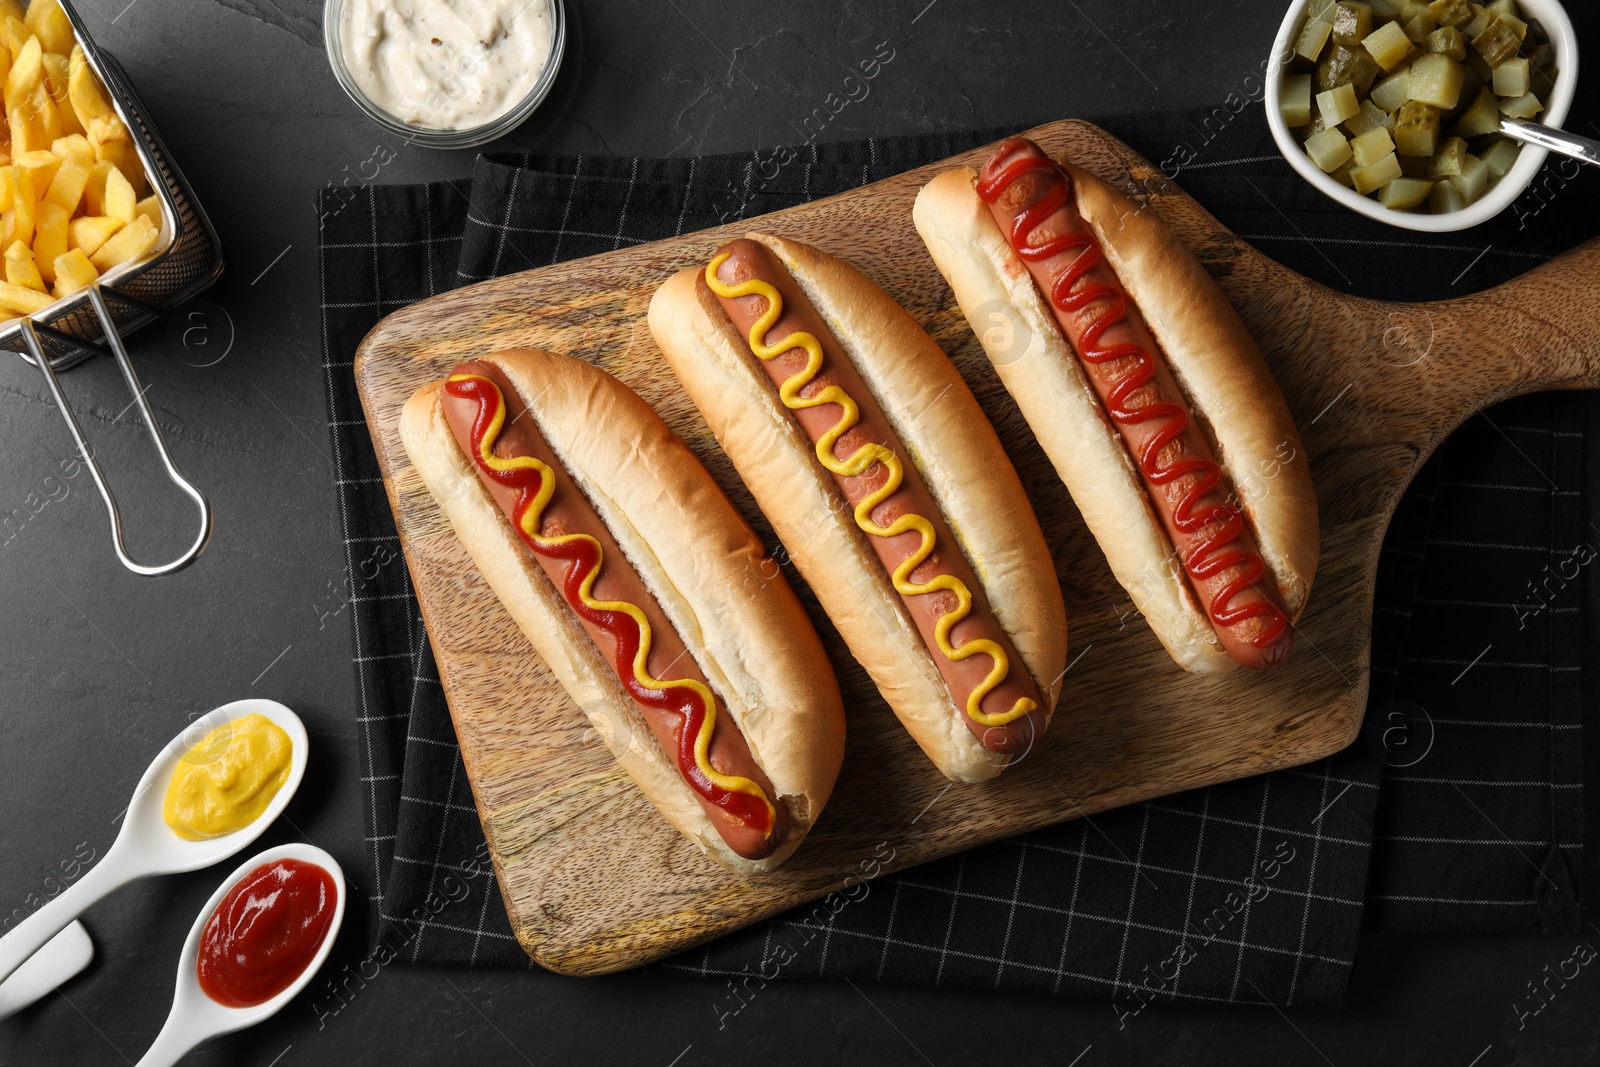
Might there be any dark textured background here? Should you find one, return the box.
[0,1,1596,1064]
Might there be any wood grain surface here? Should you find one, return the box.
[353,119,1600,976]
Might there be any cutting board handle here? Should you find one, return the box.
[1450,234,1600,396]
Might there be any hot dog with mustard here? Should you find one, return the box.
[649,234,1067,783]
[399,349,844,874]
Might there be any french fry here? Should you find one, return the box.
[50,133,91,166]
[0,2,24,26]
[80,157,105,212]
[67,213,119,256]
[25,0,75,57]
[4,237,41,290]
[5,34,40,115]
[3,18,29,67]
[90,126,135,186]
[14,149,59,192]
[67,44,108,127]
[11,163,33,247]
[134,194,158,228]
[44,157,85,213]
[34,87,62,144]
[41,55,81,138]
[102,163,132,222]
[52,247,95,298]
[8,104,37,157]
[0,277,51,314]
[32,200,65,281]
[0,165,14,209]
[88,211,153,272]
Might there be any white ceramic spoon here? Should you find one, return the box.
[0,699,308,997]
[136,843,345,1067]
[0,922,94,1019]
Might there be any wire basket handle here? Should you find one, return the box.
[21,286,212,576]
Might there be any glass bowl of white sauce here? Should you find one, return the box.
[324,0,565,149]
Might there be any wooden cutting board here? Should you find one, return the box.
[354,119,1600,976]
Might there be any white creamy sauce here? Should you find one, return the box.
[341,0,553,130]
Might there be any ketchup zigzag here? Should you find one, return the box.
[704,255,1034,728]
[444,373,777,837]
[975,148,1289,649]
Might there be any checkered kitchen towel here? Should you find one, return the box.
[320,107,1594,1008]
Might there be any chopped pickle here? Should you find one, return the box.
[1371,65,1413,111]
[1370,0,1403,15]
[1350,126,1397,167]
[1402,12,1437,42]
[1344,98,1392,135]
[1318,43,1383,94]
[1529,61,1555,102]
[1498,91,1542,119]
[1352,48,1383,93]
[1463,3,1492,38]
[1351,152,1404,194]
[1485,0,1519,16]
[1399,0,1432,18]
[1295,16,1334,62]
[1393,100,1441,155]
[1427,25,1466,59]
[1453,85,1501,136]
[1427,135,1467,177]
[1451,152,1489,202]
[1494,11,1527,40]
[1308,0,1338,16]
[1317,83,1361,126]
[1400,153,1433,178]
[1330,159,1356,188]
[1448,63,1485,120]
[1429,180,1467,212]
[1524,14,1545,43]
[1471,16,1519,65]
[1525,40,1551,67]
[1492,57,1529,96]
[1332,2,1374,46]
[1305,127,1354,172]
[1428,0,1472,27]
[1479,137,1521,177]
[1409,52,1463,108]
[1380,177,1433,209]
[1280,74,1314,127]
[1363,20,1414,70]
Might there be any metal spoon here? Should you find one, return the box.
[135,844,345,1067]
[1499,117,1600,168]
[0,700,308,995]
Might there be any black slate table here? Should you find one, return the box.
[0,1,1596,1064]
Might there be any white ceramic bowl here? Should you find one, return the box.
[1265,0,1578,232]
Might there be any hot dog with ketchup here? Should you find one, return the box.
[914,137,1319,673]
[399,349,844,874]
[650,234,1066,783]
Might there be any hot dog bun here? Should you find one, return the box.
[649,233,1067,783]
[399,348,844,875]
[913,161,1318,674]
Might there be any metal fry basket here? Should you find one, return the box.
[6,0,224,575]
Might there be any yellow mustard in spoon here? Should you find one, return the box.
[163,714,293,840]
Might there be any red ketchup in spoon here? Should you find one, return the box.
[196,859,337,1008]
